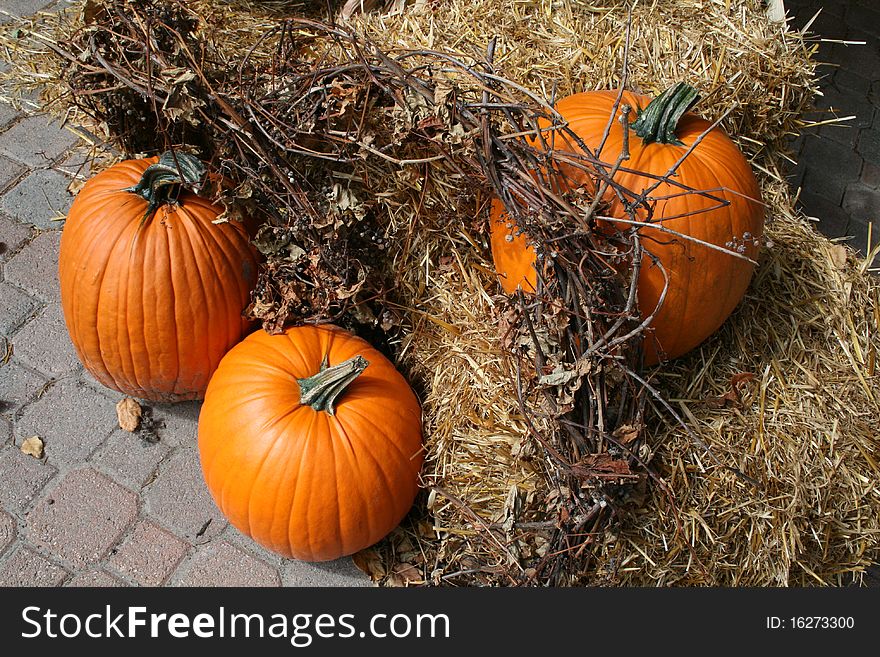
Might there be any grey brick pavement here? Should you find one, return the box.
[0,446,55,514]
[10,303,80,375]
[108,520,189,586]
[0,546,68,586]
[0,213,32,261]
[0,115,79,167]
[0,102,17,129]
[93,428,171,488]
[0,511,15,555]
[173,540,283,587]
[66,569,126,587]
[786,0,880,267]
[0,360,46,413]
[0,415,10,444]
[0,168,73,228]
[0,1,57,24]
[5,230,62,301]
[0,155,26,190]
[28,467,139,569]
[0,282,38,334]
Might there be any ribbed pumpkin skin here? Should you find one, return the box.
[59,157,259,401]
[197,324,424,562]
[490,89,764,364]
[489,197,537,294]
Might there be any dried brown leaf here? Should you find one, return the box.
[572,453,636,480]
[392,562,423,584]
[21,436,44,459]
[339,0,383,21]
[730,372,756,388]
[705,372,756,408]
[612,423,642,445]
[830,245,848,270]
[417,520,436,540]
[116,397,142,432]
[352,548,386,581]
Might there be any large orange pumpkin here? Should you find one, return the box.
[490,83,764,364]
[198,324,424,562]
[59,152,259,401]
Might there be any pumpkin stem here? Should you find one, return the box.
[630,82,700,146]
[296,354,369,416]
[124,151,206,221]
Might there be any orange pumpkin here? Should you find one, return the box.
[59,152,259,401]
[490,83,764,364]
[489,197,537,294]
[197,324,424,562]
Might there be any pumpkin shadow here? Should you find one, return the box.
[284,555,371,586]
[145,399,203,447]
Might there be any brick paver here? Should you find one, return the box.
[108,520,189,586]
[0,282,39,335]
[28,467,138,569]
[16,379,116,465]
[5,230,62,302]
[0,416,10,445]
[0,445,55,514]
[173,540,281,587]
[800,137,863,204]
[862,161,880,188]
[5,0,876,591]
[0,155,25,190]
[222,527,285,568]
[283,558,373,587]
[149,401,202,448]
[796,191,853,239]
[0,213,32,261]
[787,0,880,266]
[0,510,15,555]
[0,360,47,414]
[79,367,127,402]
[0,115,79,166]
[0,169,71,228]
[843,180,880,219]
[0,102,17,130]
[93,428,170,489]
[857,127,880,164]
[0,1,56,24]
[144,448,227,543]
[0,546,68,586]
[66,569,126,587]
[11,303,80,376]
[56,150,93,183]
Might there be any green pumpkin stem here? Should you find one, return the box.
[124,151,206,221]
[630,82,701,146]
[297,354,369,416]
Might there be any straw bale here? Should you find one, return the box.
[347,0,879,585]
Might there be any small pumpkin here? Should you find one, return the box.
[197,324,424,562]
[490,83,764,364]
[59,151,259,401]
